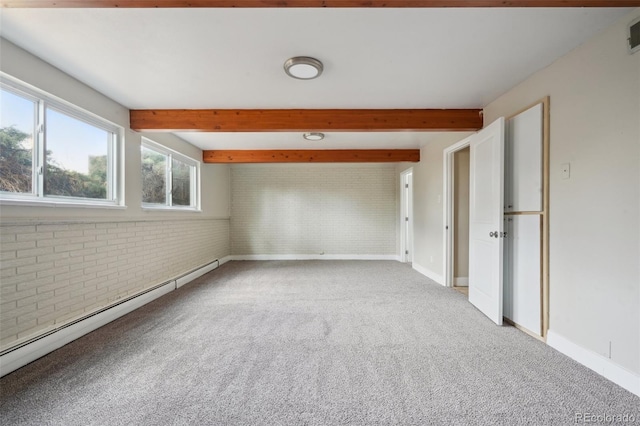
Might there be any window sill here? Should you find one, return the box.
[0,198,126,210]
[141,206,202,213]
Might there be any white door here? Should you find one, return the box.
[503,214,542,334]
[468,117,505,325]
[401,170,413,263]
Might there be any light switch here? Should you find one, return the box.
[561,163,570,179]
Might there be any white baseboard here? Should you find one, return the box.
[219,255,233,266]
[412,262,444,285]
[546,330,640,396]
[454,277,469,286]
[176,260,219,288]
[0,259,223,378]
[0,282,174,377]
[230,254,401,261]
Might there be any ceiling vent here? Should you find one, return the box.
[629,17,640,54]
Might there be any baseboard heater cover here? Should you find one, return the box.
[230,254,401,261]
[176,260,219,288]
[0,259,220,378]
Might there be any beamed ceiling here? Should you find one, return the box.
[0,3,635,162]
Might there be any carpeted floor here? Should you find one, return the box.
[0,260,638,425]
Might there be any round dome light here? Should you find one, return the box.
[303,132,325,141]
[284,57,323,80]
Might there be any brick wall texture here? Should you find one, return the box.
[0,218,230,350]
[231,164,397,256]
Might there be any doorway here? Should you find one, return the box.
[400,168,413,263]
[443,136,472,288]
[452,147,470,296]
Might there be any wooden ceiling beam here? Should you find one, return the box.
[203,149,420,163]
[3,1,638,7]
[130,109,483,132]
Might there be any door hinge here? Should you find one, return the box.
[405,250,409,255]
[405,183,409,188]
[405,217,409,222]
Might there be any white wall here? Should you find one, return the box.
[398,8,639,385]
[0,38,231,350]
[399,8,639,383]
[397,133,473,282]
[484,8,640,375]
[0,38,230,221]
[230,164,397,257]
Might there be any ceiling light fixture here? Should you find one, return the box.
[303,132,324,141]
[284,57,323,80]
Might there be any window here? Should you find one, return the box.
[0,75,122,206]
[141,138,199,210]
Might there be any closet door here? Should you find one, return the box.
[504,215,542,335]
[505,103,543,212]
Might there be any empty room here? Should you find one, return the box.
[0,2,639,425]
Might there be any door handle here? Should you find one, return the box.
[489,231,498,238]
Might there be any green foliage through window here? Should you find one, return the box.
[0,126,32,193]
[141,140,197,209]
[0,79,120,205]
[142,147,166,204]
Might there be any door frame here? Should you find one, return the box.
[400,168,414,263]
[443,136,473,287]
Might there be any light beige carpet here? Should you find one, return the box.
[1,260,638,425]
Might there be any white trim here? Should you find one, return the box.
[230,254,401,261]
[175,260,219,288]
[141,137,199,168]
[629,15,640,54]
[218,255,233,266]
[454,277,469,286]
[546,330,640,396]
[141,206,202,213]
[412,262,444,285]
[0,74,124,207]
[141,137,201,210]
[0,216,231,226]
[443,136,473,288]
[0,198,127,209]
[1,73,121,134]
[0,259,223,377]
[0,282,174,377]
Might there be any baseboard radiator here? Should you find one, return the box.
[0,259,221,378]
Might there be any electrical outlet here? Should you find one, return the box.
[561,163,570,179]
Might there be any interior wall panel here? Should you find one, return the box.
[230,164,397,256]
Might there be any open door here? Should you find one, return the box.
[468,117,505,325]
[400,168,413,263]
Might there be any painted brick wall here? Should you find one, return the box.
[231,164,397,255]
[0,218,230,350]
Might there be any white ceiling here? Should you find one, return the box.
[0,7,631,150]
[174,131,446,150]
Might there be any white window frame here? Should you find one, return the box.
[0,74,124,208]
[141,138,200,211]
